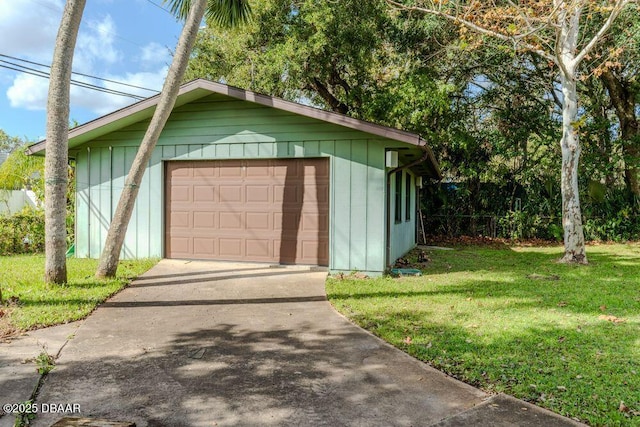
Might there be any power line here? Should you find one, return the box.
[0,62,147,101]
[145,0,174,16]
[0,60,146,100]
[0,54,159,94]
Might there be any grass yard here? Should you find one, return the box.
[327,244,640,426]
[0,255,157,338]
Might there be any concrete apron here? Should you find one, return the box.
[13,259,579,426]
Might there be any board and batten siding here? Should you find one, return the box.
[73,94,410,274]
[389,170,417,262]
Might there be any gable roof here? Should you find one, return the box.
[27,79,440,177]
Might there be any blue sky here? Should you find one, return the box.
[0,0,185,142]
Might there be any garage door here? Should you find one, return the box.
[165,159,329,265]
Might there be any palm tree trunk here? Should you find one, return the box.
[45,0,86,284]
[95,0,207,278]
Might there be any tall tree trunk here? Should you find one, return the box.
[559,71,587,263]
[600,69,640,198]
[45,0,86,284]
[95,0,207,278]
[556,4,587,264]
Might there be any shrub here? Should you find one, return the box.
[0,208,45,255]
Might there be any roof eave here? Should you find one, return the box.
[27,79,440,177]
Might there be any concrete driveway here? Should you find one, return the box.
[4,260,582,426]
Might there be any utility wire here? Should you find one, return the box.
[145,0,174,15]
[0,54,159,94]
[0,62,147,100]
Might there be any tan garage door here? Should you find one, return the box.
[165,159,329,265]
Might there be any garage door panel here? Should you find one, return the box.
[245,239,271,258]
[246,212,271,230]
[172,185,192,202]
[245,185,271,203]
[274,185,303,203]
[246,161,271,177]
[219,238,242,257]
[166,159,329,265]
[301,213,328,232]
[194,186,216,202]
[193,211,216,228]
[301,240,325,263]
[219,186,242,202]
[218,160,243,176]
[193,237,216,256]
[303,184,329,202]
[171,211,191,228]
[273,162,299,177]
[219,212,243,230]
[169,237,191,255]
[194,164,216,177]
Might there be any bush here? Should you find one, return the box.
[498,211,559,241]
[0,208,45,255]
[422,181,640,242]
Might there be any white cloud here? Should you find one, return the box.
[75,15,122,71]
[140,42,171,67]
[78,68,168,115]
[6,74,49,111]
[7,67,168,116]
[0,0,62,60]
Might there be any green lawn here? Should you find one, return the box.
[0,255,157,337]
[327,244,640,426]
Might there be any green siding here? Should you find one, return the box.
[390,170,417,262]
[73,94,416,274]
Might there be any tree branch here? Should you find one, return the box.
[386,0,557,63]
[308,78,350,114]
[573,0,634,66]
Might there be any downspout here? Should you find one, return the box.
[385,138,433,269]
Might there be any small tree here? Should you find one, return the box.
[388,0,636,263]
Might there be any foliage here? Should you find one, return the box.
[327,244,640,426]
[0,255,158,336]
[0,129,24,154]
[185,0,459,136]
[163,0,252,27]
[0,147,44,201]
[422,179,640,242]
[0,208,45,255]
[35,350,56,375]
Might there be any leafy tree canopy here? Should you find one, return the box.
[184,0,459,143]
[0,129,25,153]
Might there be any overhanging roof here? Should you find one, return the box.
[27,79,441,177]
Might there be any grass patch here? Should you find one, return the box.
[327,244,640,426]
[0,255,158,337]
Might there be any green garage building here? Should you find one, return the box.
[29,79,440,276]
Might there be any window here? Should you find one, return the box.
[394,172,402,223]
[405,173,411,222]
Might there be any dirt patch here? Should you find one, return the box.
[393,248,433,271]
[0,299,22,341]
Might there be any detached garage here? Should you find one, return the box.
[29,79,440,275]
